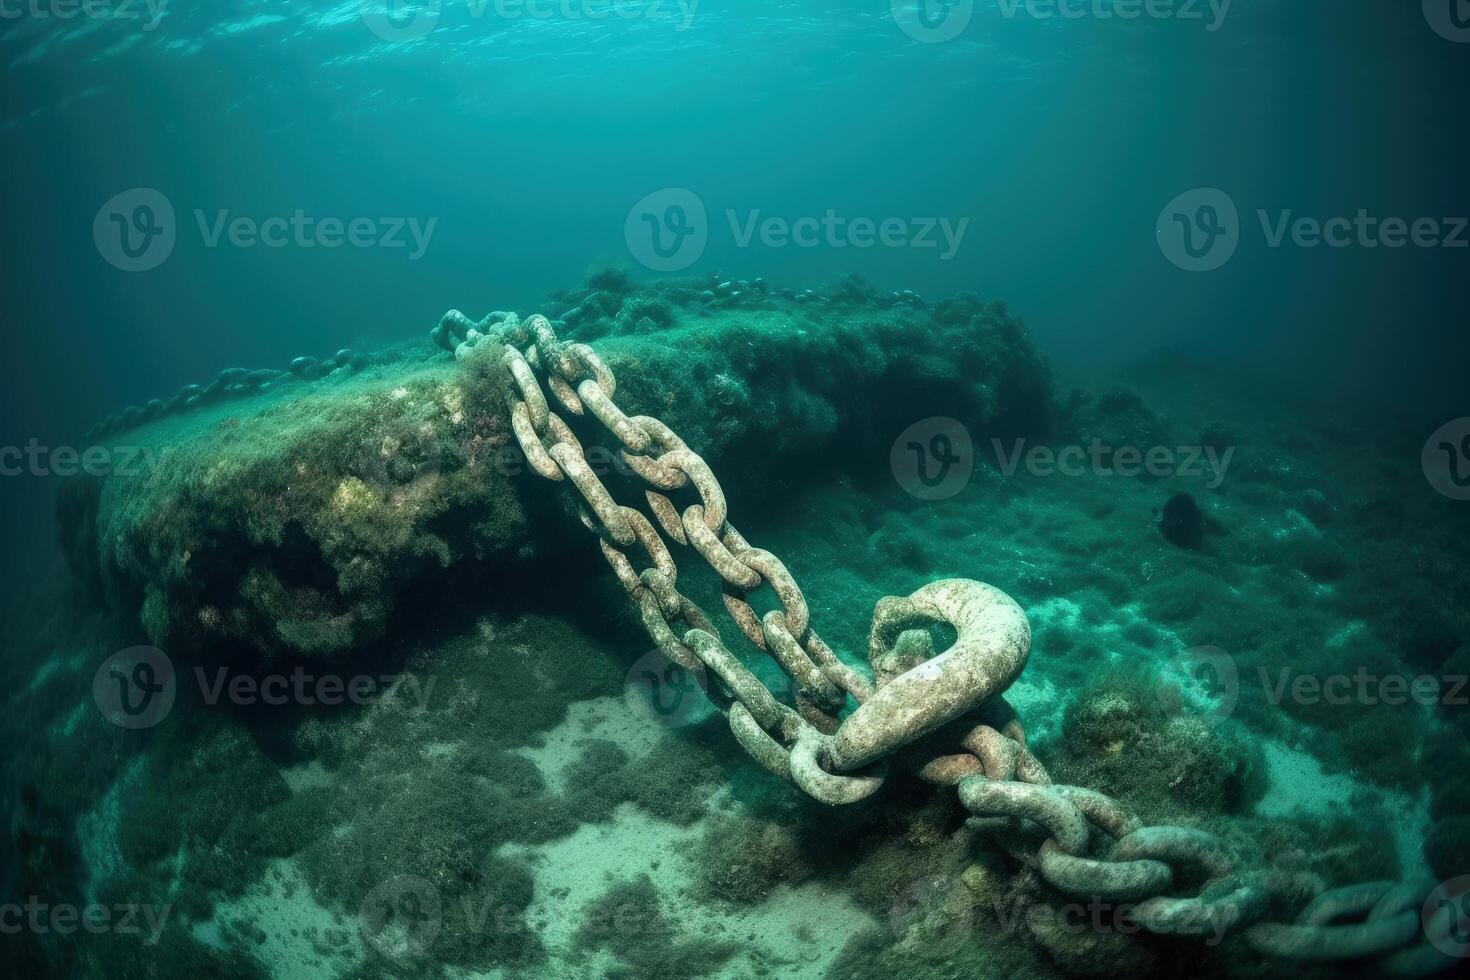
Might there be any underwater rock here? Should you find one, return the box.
[573,876,737,978]
[63,276,1054,659]
[1158,491,1205,550]
[695,813,814,904]
[1067,386,1170,468]
[1051,667,1266,820]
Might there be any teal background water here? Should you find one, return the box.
[1,1,1466,541]
[3,6,1470,976]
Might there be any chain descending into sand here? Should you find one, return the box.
[445,307,1457,977]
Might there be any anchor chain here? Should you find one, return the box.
[447,308,1461,976]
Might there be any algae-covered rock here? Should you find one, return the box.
[1048,665,1267,821]
[62,276,1053,661]
[573,875,737,980]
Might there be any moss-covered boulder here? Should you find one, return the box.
[62,275,1053,661]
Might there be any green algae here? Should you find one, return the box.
[8,275,1469,980]
[572,875,737,980]
[1047,664,1268,821]
[62,273,1052,664]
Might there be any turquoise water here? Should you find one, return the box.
[1,3,1468,978]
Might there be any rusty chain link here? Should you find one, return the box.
[445,308,1459,976]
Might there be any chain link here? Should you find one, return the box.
[450,308,1455,975]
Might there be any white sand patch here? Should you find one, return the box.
[280,760,337,793]
[503,803,872,980]
[192,858,362,980]
[514,693,711,794]
[1003,676,1064,746]
[1258,740,1431,879]
[1026,598,1083,632]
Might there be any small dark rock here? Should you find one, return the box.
[1159,491,1205,550]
